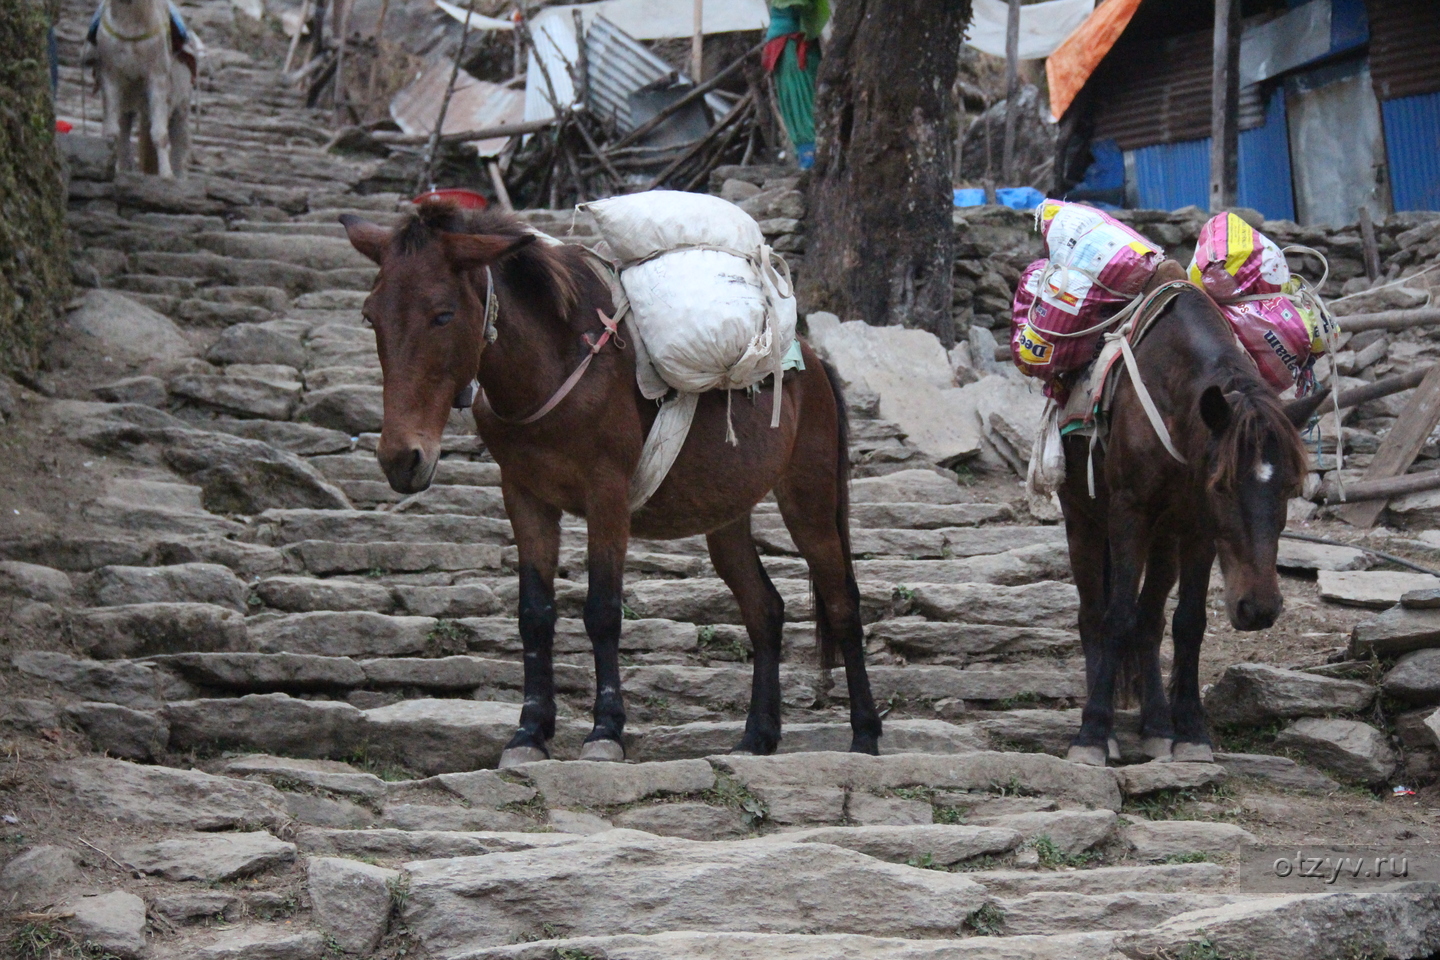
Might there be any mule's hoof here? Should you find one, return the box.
[1141,737,1174,762]
[1067,744,1108,766]
[1172,742,1214,763]
[498,745,548,768]
[578,739,625,762]
[1107,737,1121,761]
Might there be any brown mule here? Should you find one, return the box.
[1057,262,1329,766]
[341,203,881,764]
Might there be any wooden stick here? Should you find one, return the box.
[1337,307,1440,333]
[487,159,513,211]
[1208,0,1240,210]
[573,111,623,189]
[1000,0,1019,184]
[283,0,312,74]
[1322,467,1440,505]
[1333,367,1429,410]
[373,117,554,146]
[1359,207,1382,281]
[691,0,704,82]
[366,0,392,103]
[682,100,751,191]
[332,0,352,116]
[418,0,480,194]
[606,40,764,153]
[1336,364,1440,527]
[572,10,589,108]
[645,91,753,191]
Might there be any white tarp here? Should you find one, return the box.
[434,0,515,31]
[965,0,1095,60]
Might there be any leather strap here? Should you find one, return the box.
[481,308,620,426]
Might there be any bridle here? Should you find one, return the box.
[452,265,621,425]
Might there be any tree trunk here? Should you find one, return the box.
[802,0,969,345]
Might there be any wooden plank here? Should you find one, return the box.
[1336,363,1440,527]
[1337,307,1440,333]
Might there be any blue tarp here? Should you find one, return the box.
[954,186,1047,210]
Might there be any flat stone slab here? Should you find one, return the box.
[49,758,287,829]
[1319,570,1440,608]
[1352,605,1440,658]
[908,581,1079,628]
[1213,752,1340,792]
[845,663,1085,703]
[118,830,295,881]
[1204,663,1375,725]
[868,617,1077,663]
[67,890,148,959]
[222,755,389,800]
[401,832,990,955]
[1277,539,1373,572]
[1116,882,1440,960]
[1112,762,1227,797]
[630,719,986,762]
[999,891,1247,936]
[1273,717,1398,784]
[1382,648,1440,706]
[248,611,440,658]
[295,828,579,862]
[308,856,398,954]
[971,809,1117,856]
[971,862,1228,897]
[1122,820,1260,859]
[506,758,715,808]
[256,509,511,546]
[768,824,1021,866]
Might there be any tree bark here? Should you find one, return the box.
[801,0,970,346]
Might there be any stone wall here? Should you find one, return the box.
[0,0,70,374]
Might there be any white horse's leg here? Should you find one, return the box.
[146,70,174,178]
[169,64,191,178]
[101,73,133,173]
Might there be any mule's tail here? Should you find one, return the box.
[815,358,854,673]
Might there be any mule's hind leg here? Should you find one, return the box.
[1058,454,1110,765]
[1170,541,1217,762]
[499,484,561,768]
[707,516,785,755]
[578,481,631,761]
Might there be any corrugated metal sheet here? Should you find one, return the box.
[1383,89,1440,211]
[1122,87,1295,218]
[1237,86,1296,222]
[1092,29,1265,151]
[1367,0,1440,101]
[584,14,733,132]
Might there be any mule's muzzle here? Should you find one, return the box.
[1229,593,1282,631]
[378,445,437,494]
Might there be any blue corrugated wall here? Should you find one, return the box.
[1128,88,1295,220]
[1383,90,1440,212]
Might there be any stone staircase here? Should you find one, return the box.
[2,5,1436,958]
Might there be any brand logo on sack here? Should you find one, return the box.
[1016,324,1054,365]
[1263,328,1303,373]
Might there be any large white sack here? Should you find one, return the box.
[585,190,764,263]
[581,191,797,411]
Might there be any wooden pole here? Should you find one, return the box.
[645,91,754,190]
[1322,468,1440,505]
[366,0,392,104]
[374,117,554,146]
[418,0,479,194]
[283,0,312,74]
[1359,207,1382,281]
[1337,307,1440,333]
[1335,364,1440,527]
[691,0,704,82]
[331,0,352,116]
[1000,0,1020,185]
[1335,367,1430,410]
[606,40,764,153]
[1208,0,1240,211]
[572,10,589,109]
[487,159,513,211]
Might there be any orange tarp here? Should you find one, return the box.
[1046,0,1143,121]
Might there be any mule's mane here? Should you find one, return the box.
[1208,382,1307,495]
[395,203,582,319]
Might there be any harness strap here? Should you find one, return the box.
[480,308,620,426]
[1117,333,1186,464]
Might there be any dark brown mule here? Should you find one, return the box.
[1057,263,1328,766]
[341,203,881,765]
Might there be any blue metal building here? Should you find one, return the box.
[1058,0,1440,225]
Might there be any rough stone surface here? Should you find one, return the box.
[972,810,1117,856]
[1276,538,1373,572]
[119,831,296,881]
[66,890,148,959]
[1273,717,1399,783]
[1204,663,1375,725]
[1213,752,1340,792]
[1319,570,1440,608]
[908,581,1079,627]
[65,701,170,760]
[775,824,1020,866]
[68,289,195,363]
[1383,648,1440,705]
[308,856,398,954]
[512,758,714,808]
[0,845,82,909]
[402,832,990,954]
[612,803,752,840]
[183,926,327,960]
[49,757,287,829]
[90,562,249,611]
[1352,605,1440,657]
[1122,820,1259,859]
[67,602,249,659]
[249,611,439,657]
[1112,762,1227,797]
[167,693,363,758]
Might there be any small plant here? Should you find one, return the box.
[992,775,1038,798]
[933,805,967,825]
[697,624,750,662]
[894,585,916,602]
[367,567,387,578]
[1033,834,1100,869]
[905,852,947,871]
[10,922,64,959]
[621,603,640,621]
[556,949,603,960]
[962,903,1005,936]
[1162,851,1211,864]
[704,772,768,826]
[324,933,345,956]
[995,691,1042,710]
[1158,938,1250,960]
[427,619,466,654]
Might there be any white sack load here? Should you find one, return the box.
[582,191,798,436]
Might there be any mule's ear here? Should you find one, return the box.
[439,232,537,269]
[340,214,390,265]
[1200,385,1232,436]
[1282,385,1331,427]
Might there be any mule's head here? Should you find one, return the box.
[340,205,535,493]
[1198,385,1324,630]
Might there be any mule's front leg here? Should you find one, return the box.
[145,75,175,178]
[1068,508,1148,766]
[707,517,787,755]
[578,482,631,761]
[498,485,561,768]
[1170,543,1217,762]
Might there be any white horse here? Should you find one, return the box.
[86,0,198,178]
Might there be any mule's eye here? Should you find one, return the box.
[360,313,373,327]
[433,311,456,327]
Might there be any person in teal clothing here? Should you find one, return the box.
[763,0,828,169]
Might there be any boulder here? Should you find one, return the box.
[0,845,82,909]
[1319,570,1440,608]
[975,376,1048,476]
[66,890,148,959]
[1121,821,1259,859]
[401,833,989,953]
[205,321,308,368]
[1352,605,1440,658]
[67,289,195,364]
[1382,649,1440,705]
[307,856,398,954]
[119,831,295,881]
[1203,663,1375,725]
[0,561,73,603]
[49,757,288,829]
[1273,717,1398,783]
[90,562,249,611]
[297,384,385,434]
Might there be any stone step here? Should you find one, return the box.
[253,510,513,545]
[128,250,374,296]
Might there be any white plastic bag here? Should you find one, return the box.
[582,192,797,434]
